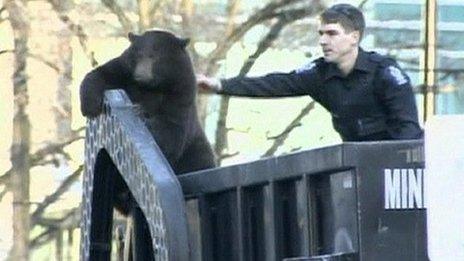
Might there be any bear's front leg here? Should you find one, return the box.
[80,72,107,118]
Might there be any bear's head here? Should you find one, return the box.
[122,30,193,90]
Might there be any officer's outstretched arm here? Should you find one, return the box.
[219,61,323,98]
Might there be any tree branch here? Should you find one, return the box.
[1,49,60,72]
[29,52,60,72]
[101,0,133,35]
[47,0,98,67]
[1,131,84,188]
[239,7,314,76]
[30,134,84,165]
[150,0,164,16]
[359,0,369,9]
[215,3,323,163]
[0,6,6,24]
[228,126,251,133]
[238,19,286,76]
[0,169,12,185]
[0,185,9,202]
[215,11,291,162]
[266,123,302,139]
[262,101,315,158]
[0,49,13,55]
[206,0,306,74]
[30,165,83,226]
[29,206,81,250]
[218,151,240,161]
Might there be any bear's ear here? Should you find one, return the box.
[179,38,190,48]
[128,32,139,43]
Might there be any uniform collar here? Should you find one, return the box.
[324,48,376,80]
[353,48,376,73]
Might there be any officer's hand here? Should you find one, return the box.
[196,74,222,93]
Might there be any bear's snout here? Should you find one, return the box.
[134,58,154,84]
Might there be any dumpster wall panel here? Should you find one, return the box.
[242,186,265,261]
[274,180,299,259]
[310,170,358,255]
[200,190,240,261]
[344,142,426,261]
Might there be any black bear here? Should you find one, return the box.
[80,30,216,174]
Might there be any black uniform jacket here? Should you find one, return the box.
[220,48,424,141]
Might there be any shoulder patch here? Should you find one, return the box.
[295,62,317,74]
[387,66,408,85]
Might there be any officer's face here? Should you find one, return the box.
[318,23,359,64]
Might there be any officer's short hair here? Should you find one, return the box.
[320,4,365,39]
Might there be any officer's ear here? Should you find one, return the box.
[350,30,361,45]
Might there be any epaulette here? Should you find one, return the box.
[312,57,328,69]
[369,52,400,71]
[314,57,325,64]
[368,52,385,63]
[295,57,325,74]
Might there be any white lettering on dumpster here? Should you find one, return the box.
[384,168,425,210]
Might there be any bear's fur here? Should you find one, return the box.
[80,30,216,174]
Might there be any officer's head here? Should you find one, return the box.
[320,4,365,40]
[318,4,365,63]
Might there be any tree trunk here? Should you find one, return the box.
[209,0,240,162]
[137,0,153,31]
[225,0,240,36]
[214,96,230,160]
[55,230,63,261]
[179,0,210,128]
[66,229,73,261]
[54,0,73,143]
[5,0,31,260]
[53,4,73,258]
[180,0,193,36]
[180,0,198,64]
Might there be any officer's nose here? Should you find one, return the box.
[319,34,328,46]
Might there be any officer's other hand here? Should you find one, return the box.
[196,74,222,93]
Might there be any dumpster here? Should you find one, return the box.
[81,90,427,260]
[179,140,426,261]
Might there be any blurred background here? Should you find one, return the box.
[0,0,463,260]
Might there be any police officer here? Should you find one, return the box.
[198,4,423,141]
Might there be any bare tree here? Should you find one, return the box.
[101,0,133,35]
[212,0,325,163]
[0,1,87,254]
[5,0,30,259]
[137,0,153,31]
[54,0,73,143]
[262,101,315,157]
[47,0,98,67]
